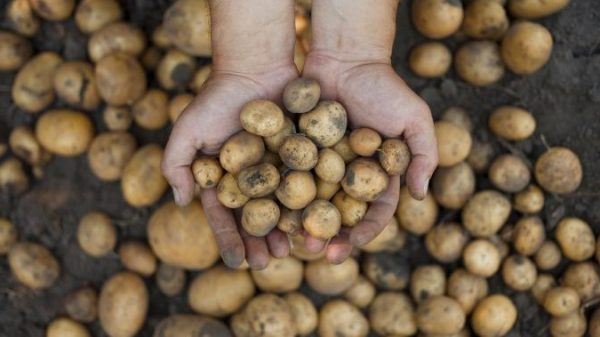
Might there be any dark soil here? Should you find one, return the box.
[1,1,599,337]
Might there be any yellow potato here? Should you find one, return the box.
[318,300,368,337]
[151,24,171,49]
[64,287,98,323]
[298,101,348,147]
[121,144,167,207]
[241,198,280,236]
[219,131,265,174]
[471,295,517,337]
[501,255,537,291]
[264,117,296,153]
[411,0,464,39]
[232,294,296,337]
[237,163,280,198]
[168,93,194,123]
[119,241,157,277]
[36,109,94,156]
[77,211,117,257]
[88,132,137,181]
[46,318,90,337]
[501,21,553,75]
[0,158,29,194]
[251,256,304,293]
[0,31,32,71]
[534,147,582,194]
[512,216,545,256]
[561,262,600,301]
[240,100,286,137]
[488,154,531,193]
[141,46,163,71]
[284,292,318,336]
[302,199,341,239]
[103,106,132,131]
[432,161,475,209]
[8,242,60,289]
[283,78,321,114]
[361,218,406,253]
[341,158,389,202]
[447,269,488,314]
[370,292,417,336]
[95,52,147,106]
[396,188,438,235]
[99,272,148,337]
[378,139,411,176]
[75,0,122,34]
[217,173,250,208]
[156,49,196,90]
[9,126,45,166]
[425,222,468,263]
[349,128,382,157]
[333,135,358,163]
[305,258,359,295]
[0,218,18,255]
[192,157,223,189]
[463,239,501,277]
[462,0,509,40]
[417,296,466,335]
[509,0,571,19]
[277,208,302,235]
[441,107,473,132]
[163,0,212,56]
[550,312,587,337]
[332,191,367,227]
[289,233,326,261]
[316,178,341,200]
[315,148,345,183]
[531,274,557,304]
[363,252,410,290]
[455,41,505,86]
[535,241,562,270]
[489,106,536,141]
[279,135,319,171]
[466,139,495,173]
[189,64,212,93]
[409,41,452,78]
[435,121,472,167]
[462,190,511,237]
[555,217,595,261]
[53,61,100,111]
[88,22,146,62]
[6,0,40,37]
[29,0,75,21]
[12,52,63,113]
[153,315,231,337]
[543,287,580,317]
[155,263,186,297]
[132,89,170,130]
[344,276,376,309]
[514,184,545,214]
[410,265,446,303]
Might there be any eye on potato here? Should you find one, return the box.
[447,269,488,314]
[489,106,536,141]
[231,294,296,337]
[46,318,90,337]
[192,157,223,189]
[455,41,505,86]
[370,292,417,336]
[103,106,133,131]
[341,158,389,202]
[64,287,98,323]
[75,0,123,34]
[284,292,318,336]
[302,199,341,240]
[318,300,368,337]
[157,49,196,90]
[283,78,321,114]
[299,101,348,147]
[471,295,517,337]
[409,41,452,78]
[411,0,463,39]
[219,130,265,174]
[305,258,359,295]
[462,0,509,40]
[89,22,146,62]
[77,211,117,258]
[163,0,212,57]
[95,52,147,106]
[416,296,466,335]
[534,147,582,194]
[99,272,148,337]
[153,314,232,337]
[251,256,303,293]
[8,242,60,290]
[29,0,75,21]
[6,0,40,37]
[241,198,281,237]
[121,144,167,207]
[155,263,186,297]
[502,21,553,75]
[396,188,438,235]
[12,52,63,113]
[0,31,32,71]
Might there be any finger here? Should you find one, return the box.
[241,228,270,270]
[403,114,438,200]
[349,175,400,246]
[303,232,327,253]
[326,228,353,264]
[200,189,245,268]
[266,229,290,258]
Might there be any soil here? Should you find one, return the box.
[1,1,599,337]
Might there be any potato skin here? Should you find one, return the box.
[0,31,32,71]
[53,61,100,111]
[231,294,296,337]
[77,211,117,257]
[332,135,358,163]
[153,315,232,337]
[462,190,511,237]
[471,295,517,337]
[95,52,146,106]
[189,64,212,93]
[543,287,580,317]
[410,265,446,303]
[318,300,368,337]
[237,163,280,198]
[279,135,319,171]
[302,199,341,239]
[163,0,212,56]
[251,256,304,293]
[463,239,501,277]
[370,292,417,336]
[409,41,452,78]
[157,49,196,90]
[489,154,531,193]
[283,78,321,114]
[192,157,223,189]
[535,241,561,270]
[349,128,382,157]
[435,121,472,167]
[363,252,410,290]
[455,41,505,86]
[344,276,376,308]
[29,0,75,21]
[99,272,148,337]
[561,262,600,301]
[501,21,553,75]
[550,312,587,337]
[241,199,281,237]
[264,117,296,153]
[396,188,438,235]
[119,241,157,277]
[89,22,146,62]
[341,158,389,202]
[8,242,60,290]
[103,106,132,131]
[462,0,509,40]
[121,144,167,207]
[534,147,582,194]
[298,101,347,147]
[220,131,265,174]
[447,269,488,314]
[378,139,411,176]
[467,139,495,173]
[46,318,90,337]
[332,191,367,227]
[6,0,41,37]
[417,296,466,335]
[155,263,186,296]
[217,173,250,208]
[276,170,317,210]
[36,109,94,156]
[284,292,318,336]
[509,0,571,19]
[9,126,45,166]
[315,148,345,183]
[168,93,194,123]
[88,132,137,181]
[411,0,464,39]
[12,52,63,113]
[75,0,123,34]
[432,161,475,209]
[489,106,536,141]
[64,287,98,323]
[555,217,595,262]
[131,89,170,130]
[361,218,405,253]
[305,258,359,295]
[240,100,285,137]
[501,255,537,291]
[425,222,468,263]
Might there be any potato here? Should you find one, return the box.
[425,222,468,263]
[283,78,320,114]
[88,22,146,63]
[0,31,32,71]
[543,287,580,317]
[441,107,473,132]
[9,126,45,166]
[331,191,367,227]
[488,154,531,193]
[502,21,553,75]
[188,265,255,317]
[561,262,600,301]
[305,258,359,295]
[118,241,157,277]
[168,93,194,123]
[283,292,318,336]
[333,135,358,163]
[74,0,122,34]
[550,312,587,337]
[471,295,517,337]
[341,158,389,202]
[156,49,196,90]
[409,41,452,78]
[396,188,438,235]
[462,0,509,40]
[153,315,232,337]
[489,106,536,141]
[142,46,163,71]
[411,0,463,39]
[432,161,475,209]
[77,211,117,257]
[590,308,600,337]
[410,265,446,303]
[237,163,280,198]
[370,292,417,336]
[8,242,60,289]
[435,121,472,167]
[132,89,169,130]
[121,144,167,207]
[302,199,341,240]
[12,52,62,113]
[289,233,326,261]
[463,239,501,277]
[363,252,410,290]
[155,263,185,296]
[217,173,250,208]
[189,64,212,93]
[294,38,307,73]
[53,61,100,111]
[531,273,556,304]
[555,217,595,261]
[511,216,545,257]
[502,255,537,291]
[36,109,94,157]
[88,132,137,182]
[0,218,17,255]
[455,41,505,86]
[241,198,280,237]
[316,178,340,200]
[344,275,376,308]
[251,256,303,292]
[152,24,172,49]
[220,131,265,174]
[298,101,347,147]
[103,106,132,131]
[534,147,582,194]
[96,52,147,106]
[509,0,571,18]
[447,269,488,314]
[277,208,302,235]
[417,296,466,335]
[318,300,368,337]
[535,241,561,270]
[264,117,296,153]
[315,149,345,183]
[64,287,98,323]
[99,272,148,337]
[6,0,40,37]
[0,158,29,194]
[276,170,317,209]
[231,294,295,337]
[29,0,75,21]
[361,218,406,253]
[349,128,382,157]
[378,138,411,176]
[191,157,223,189]
[467,139,495,173]
[47,318,90,337]
[163,0,212,56]
[462,190,511,237]
[514,184,544,214]
[279,135,319,171]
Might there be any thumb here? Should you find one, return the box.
[162,121,201,206]
[403,117,438,200]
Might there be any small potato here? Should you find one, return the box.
[410,265,446,303]
[409,42,452,78]
[531,273,556,304]
[12,52,63,113]
[231,294,295,337]
[89,22,146,62]
[9,126,45,166]
[192,157,223,189]
[264,117,296,153]
[155,263,186,296]
[315,148,345,183]
[0,158,29,194]
[555,217,595,262]
[378,139,411,176]
[156,49,196,90]
[411,0,463,39]
[8,242,60,289]
[318,300,368,337]
[332,191,367,227]
[75,0,122,34]
[501,255,537,291]
[489,106,536,141]
[299,101,347,147]
[168,93,194,123]
[141,46,163,71]
[188,266,255,317]
[501,21,553,75]
[279,135,319,171]
[514,184,544,214]
[425,222,469,263]
[6,0,40,37]
[29,0,75,21]
[488,154,531,193]
[417,296,466,336]
[561,262,600,301]
[363,252,410,290]
[151,25,171,49]
[463,239,501,277]
[341,158,389,202]
[0,31,32,71]
[316,178,340,200]
[163,0,212,57]
[432,161,475,209]
[543,287,580,317]
[46,318,90,337]
[103,106,132,131]
[344,276,376,309]
[349,128,382,157]
[217,173,250,208]
[121,144,167,207]
[333,135,358,163]
[277,208,302,235]
[36,109,94,157]
[550,312,587,337]
[153,315,232,337]
[590,308,600,337]
[64,287,98,323]
[471,295,517,337]
[396,188,438,235]
[237,163,280,198]
[535,241,562,270]
[305,258,359,295]
[462,190,511,237]
[370,292,417,336]
[119,241,157,277]
[455,41,505,86]
[219,131,265,174]
[435,121,472,167]
[77,211,117,257]
[361,218,406,253]
[53,61,100,111]
[241,199,280,237]
[467,139,495,173]
[447,269,488,314]
[283,78,321,114]
[302,199,341,240]
[99,272,148,337]
[284,292,318,336]
[95,52,147,106]
[462,0,509,40]
[0,218,18,255]
[512,216,545,256]
[132,89,169,130]
[509,0,571,19]
[441,106,473,132]
[88,132,137,181]
[189,64,212,93]
[251,256,303,293]
[534,147,582,194]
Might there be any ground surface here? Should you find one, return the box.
[0,1,599,337]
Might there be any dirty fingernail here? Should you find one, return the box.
[221,249,243,268]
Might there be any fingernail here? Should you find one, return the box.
[422,177,430,198]
[350,233,368,247]
[172,187,182,205]
[222,249,243,268]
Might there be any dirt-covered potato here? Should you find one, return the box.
[502,255,537,291]
[96,52,146,106]
[396,188,438,235]
[188,265,255,317]
[302,199,341,239]
[343,276,376,309]
[53,61,100,111]
[0,31,32,71]
[47,318,90,337]
[29,0,75,21]
[77,211,117,257]
[305,258,359,295]
[283,292,317,336]
[462,0,509,40]
[316,178,340,200]
[6,0,40,37]
[251,256,303,293]
[409,41,452,78]
[241,198,280,237]
[417,296,466,335]
[99,272,148,337]
[425,222,468,263]
[543,286,580,317]
[298,101,347,147]
[192,157,223,189]
[12,52,62,113]
[534,147,582,194]
[0,218,17,255]
[151,24,171,49]
[550,311,587,337]
[8,242,59,289]
[561,262,600,301]
[163,0,212,56]
[502,21,553,75]
[121,144,167,207]
[220,131,265,174]
[432,162,475,209]
[0,158,29,194]
[514,184,544,214]
[155,263,186,296]
[156,49,196,90]
[153,315,232,337]
[411,0,463,39]
[217,173,250,208]
[535,241,562,270]
[532,273,557,304]
[462,190,511,237]
[370,292,417,336]
[509,0,571,18]
[168,93,193,123]
[264,117,295,153]
[333,135,358,163]
[410,265,446,303]
[283,78,320,114]
[9,126,45,166]
[349,128,382,157]
[467,139,495,173]
[463,239,501,277]
[361,218,406,253]
[103,106,132,131]
[277,208,302,235]
[64,287,98,323]
[315,149,345,183]
[231,294,296,337]
[511,216,545,256]
[555,217,595,261]
[435,121,472,167]
[363,252,410,290]
[118,241,157,277]
[237,163,280,198]
[278,135,319,171]
[36,109,94,157]
[471,295,517,337]
[447,269,488,314]
[332,191,367,228]
[189,64,212,93]
[441,107,473,132]
[341,158,389,202]
[378,139,411,176]
[132,89,169,130]
[276,170,317,209]
[488,154,531,193]
[318,300,368,337]
[455,41,505,86]
[87,132,137,181]
[88,22,146,63]
[75,0,122,34]
[489,106,536,141]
